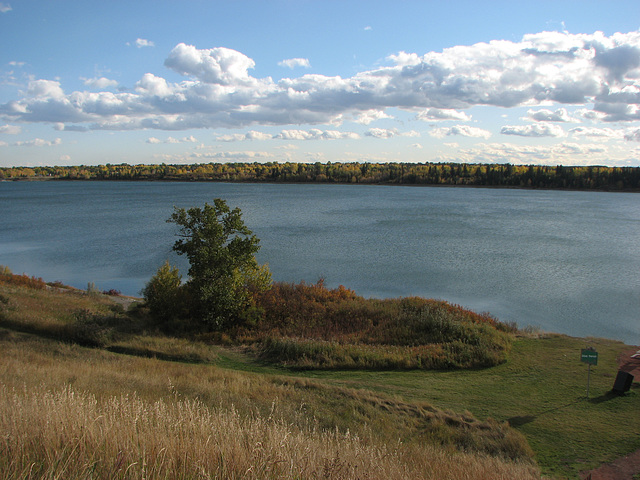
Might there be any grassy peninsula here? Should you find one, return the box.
[1,269,638,479]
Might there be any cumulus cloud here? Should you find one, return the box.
[0,3,11,13]
[278,58,311,69]
[501,123,566,137]
[355,109,392,125]
[135,38,155,48]
[526,107,576,122]
[3,31,640,131]
[429,125,491,139]
[164,43,258,86]
[417,108,471,122]
[82,77,118,89]
[0,124,21,134]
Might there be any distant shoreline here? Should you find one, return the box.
[2,162,639,192]
[4,175,640,194]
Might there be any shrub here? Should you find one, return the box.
[0,270,46,289]
[142,261,189,325]
[251,282,514,370]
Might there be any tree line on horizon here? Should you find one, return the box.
[2,161,640,191]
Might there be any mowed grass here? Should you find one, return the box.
[300,334,640,478]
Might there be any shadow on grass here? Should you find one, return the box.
[589,390,622,404]
[507,399,582,427]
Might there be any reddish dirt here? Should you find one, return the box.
[580,348,640,480]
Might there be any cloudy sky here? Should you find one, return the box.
[1,0,640,167]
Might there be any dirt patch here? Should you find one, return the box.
[580,347,640,480]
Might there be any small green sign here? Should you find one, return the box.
[581,349,598,365]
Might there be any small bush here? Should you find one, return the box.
[142,261,189,325]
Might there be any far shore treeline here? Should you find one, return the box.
[2,162,640,191]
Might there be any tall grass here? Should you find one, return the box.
[0,382,541,480]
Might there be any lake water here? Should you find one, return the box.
[1,180,638,345]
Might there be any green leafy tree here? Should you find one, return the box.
[168,199,271,329]
[142,261,186,323]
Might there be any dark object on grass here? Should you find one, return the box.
[612,370,634,394]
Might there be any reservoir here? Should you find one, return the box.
[1,180,638,345]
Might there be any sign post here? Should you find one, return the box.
[581,348,598,399]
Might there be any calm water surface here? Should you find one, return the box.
[1,181,638,344]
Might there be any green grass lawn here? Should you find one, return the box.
[286,335,639,478]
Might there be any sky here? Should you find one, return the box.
[1,0,640,168]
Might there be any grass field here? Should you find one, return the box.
[1,273,638,479]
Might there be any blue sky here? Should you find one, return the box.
[1,0,639,167]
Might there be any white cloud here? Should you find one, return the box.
[429,125,491,139]
[217,130,273,141]
[437,142,623,166]
[26,79,65,99]
[190,151,274,160]
[3,31,640,131]
[368,128,394,138]
[164,43,258,86]
[82,77,118,89]
[417,108,471,122]
[365,128,419,139]
[147,135,197,144]
[0,3,11,13]
[569,126,625,140]
[0,124,21,134]
[355,109,392,125]
[275,129,360,140]
[386,51,421,66]
[14,138,62,147]
[135,38,155,48]
[278,58,311,69]
[526,108,576,122]
[59,154,71,162]
[501,123,566,137]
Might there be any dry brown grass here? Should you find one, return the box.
[1,382,541,480]
[0,332,541,480]
[0,278,542,479]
